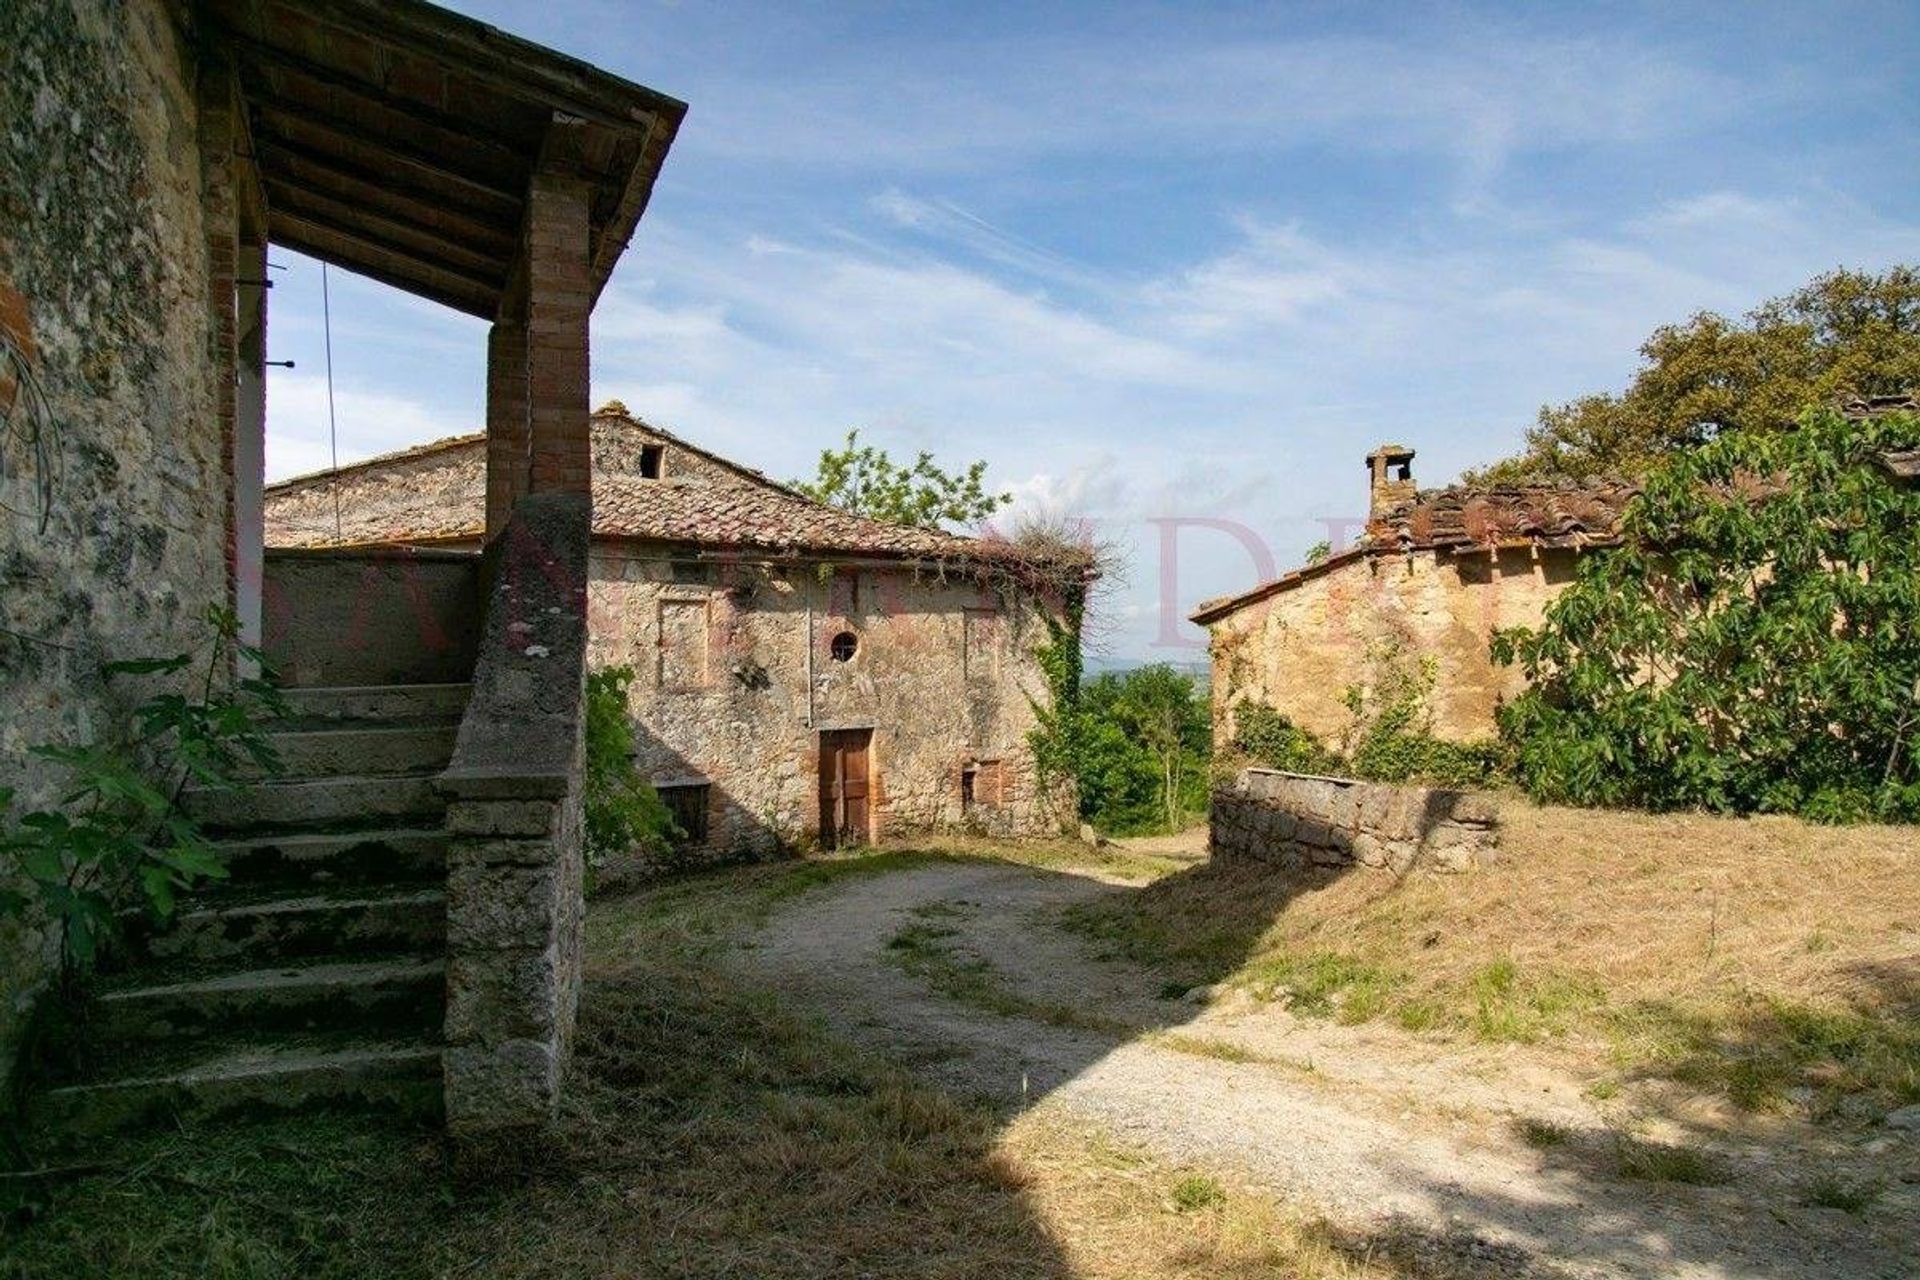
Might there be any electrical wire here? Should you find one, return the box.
[321,261,343,542]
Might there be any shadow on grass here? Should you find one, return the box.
[1,948,1077,1280]
[824,847,1918,1280]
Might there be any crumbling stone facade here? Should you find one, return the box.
[1194,445,1631,750]
[267,412,1077,867]
[1212,768,1499,873]
[586,549,1058,864]
[1,0,239,1095]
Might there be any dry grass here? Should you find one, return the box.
[4,851,1429,1280]
[1066,802,1920,1115]
[999,1113,1408,1280]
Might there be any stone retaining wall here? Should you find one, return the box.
[1211,768,1498,872]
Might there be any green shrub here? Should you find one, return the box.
[1494,408,1920,821]
[1231,704,1339,775]
[0,606,286,972]
[583,666,681,878]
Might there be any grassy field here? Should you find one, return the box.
[1065,803,1920,1119]
[1,848,1420,1280]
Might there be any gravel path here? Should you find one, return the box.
[733,857,1918,1280]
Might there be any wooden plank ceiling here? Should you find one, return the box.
[204,0,686,318]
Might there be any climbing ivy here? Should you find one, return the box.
[1230,643,1508,789]
[1493,408,1920,822]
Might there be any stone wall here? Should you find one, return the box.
[1209,546,1579,748]
[1211,768,1498,873]
[586,547,1065,868]
[263,548,482,687]
[265,415,746,548]
[1,0,229,1099]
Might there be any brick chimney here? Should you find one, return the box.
[1366,444,1416,519]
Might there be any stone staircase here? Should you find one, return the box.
[32,682,470,1136]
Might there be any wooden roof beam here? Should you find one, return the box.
[262,179,512,280]
[253,105,522,206]
[269,211,501,317]
[220,28,531,154]
[255,139,520,251]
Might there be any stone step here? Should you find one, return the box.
[274,682,470,726]
[86,958,445,1047]
[186,774,445,834]
[35,1036,442,1138]
[210,827,448,889]
[127,886,446,966]
[254,723,460,779]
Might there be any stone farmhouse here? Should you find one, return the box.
[5,0,686,1139]
[264,407,1082,862]
[1192,445,1633,750]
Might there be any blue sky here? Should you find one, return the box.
[263,0,1920,660]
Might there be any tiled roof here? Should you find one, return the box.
[1190,481,1633,626]
[266,411,1079,572]
[1365,482,1637,554]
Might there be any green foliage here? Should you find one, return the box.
[794,429,1010,529]
[1303,540,1332,566]
[1031,640,1210,837]
[583,666,681,876]
[1493,408,1920,821]
[1477,265,1920,483]
[1230,645,1508,788]
[1077,667,1211,835]
[0,607,286,972]
[1229,704,1340,776]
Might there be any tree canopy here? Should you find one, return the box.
[1476,266,1920,484]
[1492,407,1920,822]
[795,430,1010,529]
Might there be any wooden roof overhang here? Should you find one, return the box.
[202,0,686,318]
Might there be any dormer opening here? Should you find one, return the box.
[639,444,663,479]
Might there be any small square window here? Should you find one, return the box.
[639,444,664,479]
[962,759,1003,810]
[658,783,709,843]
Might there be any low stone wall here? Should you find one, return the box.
[1211,768,1498,872]
[262,547,481,687]
[436,495,590,1140]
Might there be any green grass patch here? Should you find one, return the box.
[1611,1135,1730,1186]
[1468,956,1608,1044]
[1169,1174,1227,1213]
[1606,994,1920,1114]
[1801,1174,1883,1215]
[1516,1118,1574,1149]
[885,918,1131,1036]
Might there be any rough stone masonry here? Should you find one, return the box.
[1211,768,1499,873]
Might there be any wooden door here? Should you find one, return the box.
[818,729,872,849]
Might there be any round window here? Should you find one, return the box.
[829,631,858,662]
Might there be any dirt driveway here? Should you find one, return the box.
[733,855,1917,1280]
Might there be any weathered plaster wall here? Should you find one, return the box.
[586,549,1064,867]
[1,0,228,1097]
[1209,547,1580,749]
[1211,768,1499,873]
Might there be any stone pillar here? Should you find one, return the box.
[523,168,592,497]
[484,315,529,538]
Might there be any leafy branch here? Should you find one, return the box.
[0,607,287,972]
